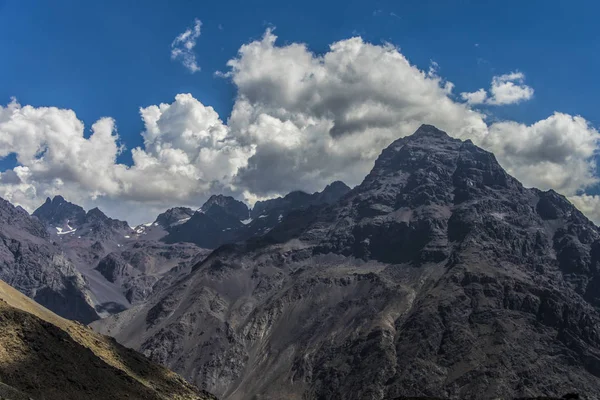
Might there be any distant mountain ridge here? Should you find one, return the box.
[33,195,87,227]
[161,183,350,248]
[155,207,195,228]
[0,180,351,324]
[251,180,351,219]
[0,196,97,323]
[31,181,351,249]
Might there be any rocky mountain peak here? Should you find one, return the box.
[359,124,517,200]
[315,180,351,203]
[200,194,249,220]
[86,207,109,222]
[33,195,86,227]
[292,125,573,266]
[84,207,130,236]
[412,123,450,138]
[93,124,600,399]
[155,207,195,228]
[323,180,351,192]
[33,197,130,237]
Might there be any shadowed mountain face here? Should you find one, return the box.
[33,195,87,227]
[201,195,250,221]
[94,125,600,399]
[30,197,206,319]
[12,182,349,323]
[0,279,215,400]
[163,199,248,249]
[0,197,98,323]
[250,181,351,219]
[163,184,350,248]
[155,207,195,228]
[34,197,131,241]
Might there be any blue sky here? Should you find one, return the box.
[2,0,598,151]
[1,0,600,223]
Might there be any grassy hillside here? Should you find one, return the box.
[0,279,216,400]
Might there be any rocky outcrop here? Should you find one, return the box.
[93,125,600,399]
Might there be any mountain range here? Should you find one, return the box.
[1,179,350,324]
[93,125,600,399]
[0,124,598,398]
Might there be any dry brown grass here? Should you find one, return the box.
[0,280,216,400]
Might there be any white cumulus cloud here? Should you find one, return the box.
[460,88,488,105]
[222,30,485,195]
[171,18,202,73]
[482,112,599,194]
[461,71,534,105]
[0,96,252,223]
[1,30,598,225]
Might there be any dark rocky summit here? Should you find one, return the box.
[155,207,195,228]
[32,195,87,227]
[250,180,350,219]
[201,195,250,221]
[163,199,248,248]
[164,182,351,249]
[94,125,600,399]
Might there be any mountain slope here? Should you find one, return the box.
[32,197,206,318]
[93,125,600,399]
[0,279,216,400]
[0,197,98,323]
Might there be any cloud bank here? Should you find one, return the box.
[1,30,598,224]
